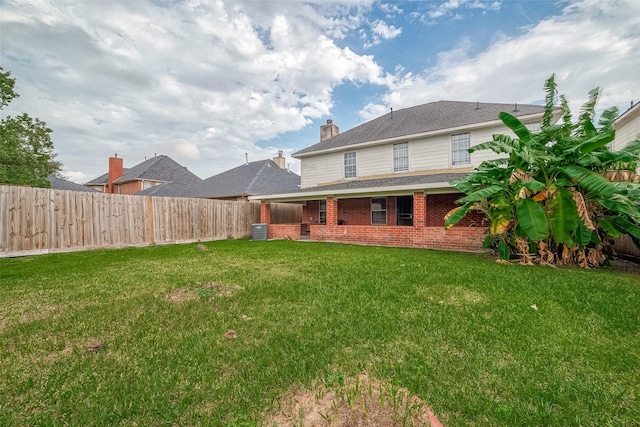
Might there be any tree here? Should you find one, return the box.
[445,75,640,268]
[0,67,62,187]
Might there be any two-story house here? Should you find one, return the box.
[250,100,558,251]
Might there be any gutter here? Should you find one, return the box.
[248,180,458,202]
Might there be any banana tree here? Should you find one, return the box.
[445,75,640,267]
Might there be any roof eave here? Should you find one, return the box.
[248,181,458,202]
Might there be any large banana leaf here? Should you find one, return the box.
[520,180,546,192]
[498,239,510,260]
[458,184,504,203]
[598,194,640,223]
[598,217,622,238]
[444,202,473,229]
[611,217,640,240]
[542,75,557,128]
[516,198,548,241]
[559,165,617,198]
[573,129,615,154]
[550,190,579,243]
[598,106,619,130]
[468,137,516,155]
[574,220,592,247]
[499,111,532,142]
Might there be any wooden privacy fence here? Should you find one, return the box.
[269,201,303,224]
[0,185,297,257]
[615,234,640,260]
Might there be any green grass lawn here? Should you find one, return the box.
[1,239,639,426]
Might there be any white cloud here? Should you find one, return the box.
[361,0,640,122]
[1,0,383,181]
[422,0,502,23]
[371,20,402,39]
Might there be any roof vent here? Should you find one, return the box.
[513,103,519,112]
[475,101,480,109]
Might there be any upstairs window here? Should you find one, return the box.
[393,142,409,172]
[371,197,387,225]
[451,133,470,166]
[525,122,541,133]
[344,152,357,178]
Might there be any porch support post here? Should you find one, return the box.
[260,201,271,224]
[326,197,338,226]
[413,191,426,228]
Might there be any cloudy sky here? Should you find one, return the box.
[2,0,639,183]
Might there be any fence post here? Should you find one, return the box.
[147,196,155,244]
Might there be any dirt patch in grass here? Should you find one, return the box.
[423,286,486,306]
[263,374,441,427]
[166,282,243,303]
[166,288,199,303]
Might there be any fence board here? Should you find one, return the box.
[270,202,302,224]
[614,235,640,259]
[0,185,262,257]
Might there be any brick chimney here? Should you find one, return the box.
[320,119,339,141]
[272,150,286,169]
[108,154,123,193]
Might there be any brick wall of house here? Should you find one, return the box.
[118,181,143,195]
[310,225,485,251]
[387,196,396,226]
[268,224,302,240]
[425,193,485,227]
[338,198,372,225]
[302,200,322,224]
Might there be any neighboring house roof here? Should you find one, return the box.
[114,155,201,185]
[135,182,195,198]
[295,100,548,157]
[47,176,99,192]
[250,172,467,202]
[186,159,301,199]
[84,169,129,186]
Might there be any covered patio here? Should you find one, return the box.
[250,173,487,252]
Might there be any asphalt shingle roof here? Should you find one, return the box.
[295,100,547,156]
[188,159,301,198]
[115,155,201,184]
[47,176,100,192]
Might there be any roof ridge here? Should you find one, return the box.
[245,160,271,193]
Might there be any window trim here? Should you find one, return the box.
[371,197,387,225]
[344,152,357,179]
[393,142,409,172]
[451,132,471,167]
[318,199,326,225]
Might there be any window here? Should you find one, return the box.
[451,133,470,166]
[393,142,408,172]
[371,197,387,225]
[344,152,356,178]
[525,122,541,133]
[143,180,153,190]
[319,199,326,224]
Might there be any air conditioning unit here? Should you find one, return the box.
[251,223,268,240]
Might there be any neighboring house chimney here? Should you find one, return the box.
[320,119,339,141]
[273,150,286,169]
[108,154,123,194]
